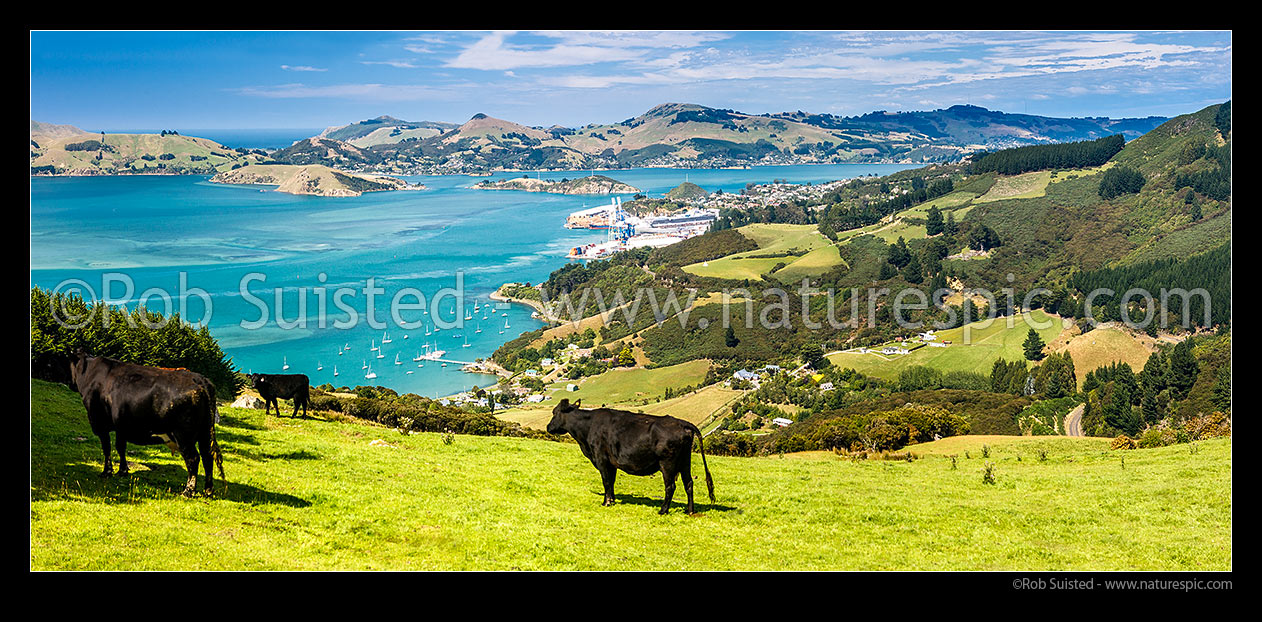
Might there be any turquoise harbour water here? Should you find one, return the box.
[30,163,913,397]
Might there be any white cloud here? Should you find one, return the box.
[235,83,446,101]
[361,60,420,69]
[445,31,650,70]
[280,65,327,72]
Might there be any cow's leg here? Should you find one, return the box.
[598,464,617,506]
[198,436,214,496]
[98,433,113,478]
[659,462,678,515]
[291,398,299,418]
[115,435,130,476]
[679,457,696,514]
[178,442,200,497]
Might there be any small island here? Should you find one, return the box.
[473,174,639,195]
[210,164,420,197]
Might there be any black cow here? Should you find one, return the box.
[548,399,714,515]
[249,373,310,417]
[68,353,225,497]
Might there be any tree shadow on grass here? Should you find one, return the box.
[32,461,311,508]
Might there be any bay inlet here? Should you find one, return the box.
[30,163,915,397]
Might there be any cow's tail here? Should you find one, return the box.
[689,423,716,503]
[210,402,225,481]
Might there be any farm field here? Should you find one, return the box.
[976,171,1055,203]
[827,310,1068,380]
[1055,326,1155,385]
[902,190,980,217]
[975,164,1114,205]
[31,379,1231,570]
[682,223,841,282]
[540,359,711,408]
[499,382,743,430]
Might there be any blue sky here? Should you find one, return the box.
[30,30,1232,130]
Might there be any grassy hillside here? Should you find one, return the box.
[31,379,1230,570]
[30,124,253,175]
[499,382,742,431]
[1057,326,1156,385]
[682,223,841,283]
[961,102,1230,290]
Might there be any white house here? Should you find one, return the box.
[525,394,545,403]
[928,342,948,348]
[540,358,555,367]
[771,417,793,427]
[882,346,909,355]
[566,383,579,392]
[818,382,834,391]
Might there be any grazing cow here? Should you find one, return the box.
[68,353,225,497]
[548,399,714,515]
[248,373,310,417]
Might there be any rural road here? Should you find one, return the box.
[1064,404,1084,437]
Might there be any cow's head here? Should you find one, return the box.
[248,373,262,387]
[547,398,581,435]
[67,349,91,391]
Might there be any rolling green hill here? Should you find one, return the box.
[30,379,1230,570]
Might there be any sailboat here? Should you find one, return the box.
[317,361,323,371]
[343,342,350,351]
[394,353,402,365]
[376,349,385,359]
[413,351,423,362]
[338,347,344,356]
[464,307,473,321]
[475,321,482,334]
[365,365,377,380]
[403,333,409,340]
[463,335,471,348]
[282,356,289,370]
[382,331,392,344]
[370,339,378,352]
[362,359,368,370]
[504,317,510,330]
[333,365,339,377]
[425,322,432,336]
